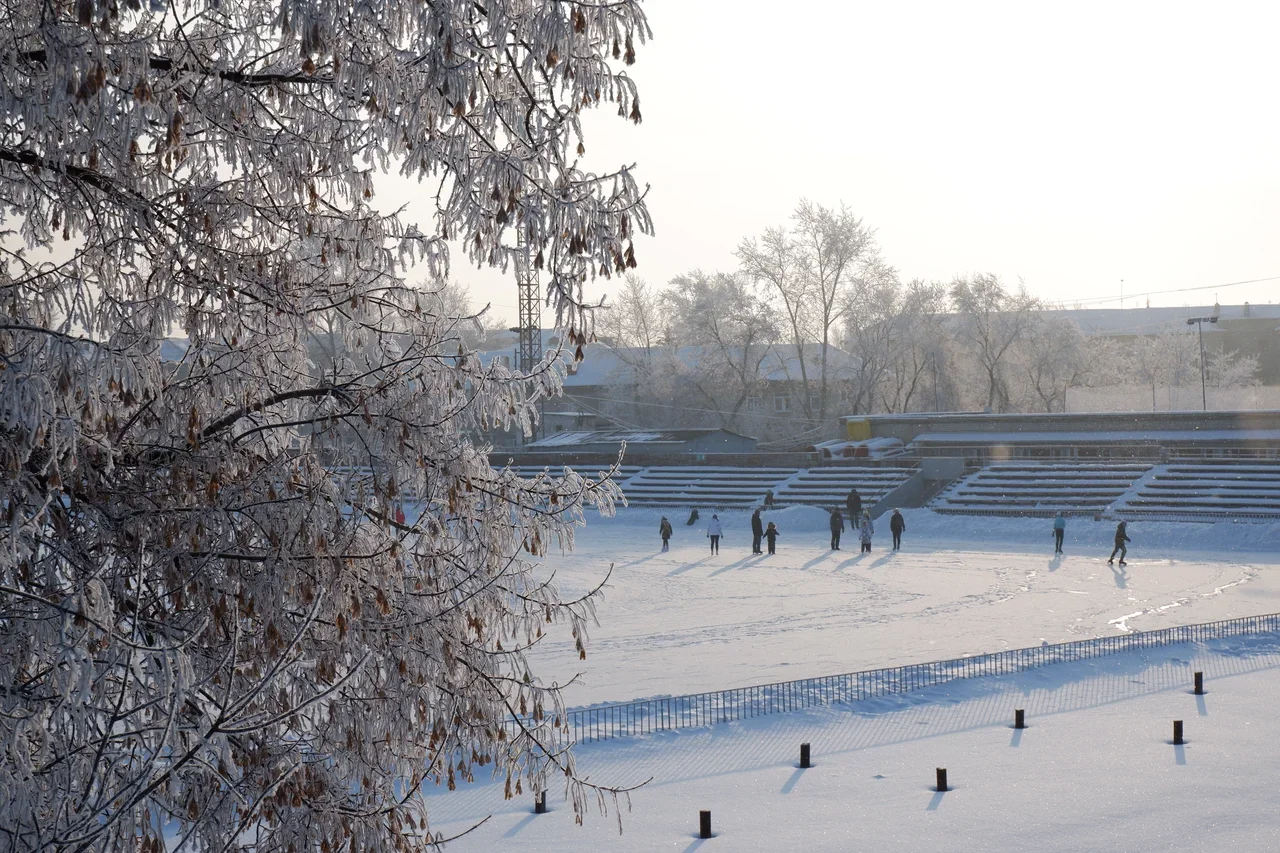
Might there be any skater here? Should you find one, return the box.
[707,513,723,555]
[659,516,673,552]
[846,487,862,520]
[686,508,699,526]
[751,508,764,554]
[889,508,905,550]
[829,508,844,550]
[764,521,780,555]
[763,490,775,508]
[858,510,875,553]
[1052,512,1065,554]
[1108,520,1130,565]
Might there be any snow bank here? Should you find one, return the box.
[896,508,1280,554]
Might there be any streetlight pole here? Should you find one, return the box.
[1186,315,1219,412]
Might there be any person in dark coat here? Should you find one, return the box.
[750,509,764,554]
[1108,521,1131,566]
[764,521,780,555]
[659,516,673,552]
[846,488,862,519]
[889,509,905,550]
[686,508,699,526]
[829,508,844,550]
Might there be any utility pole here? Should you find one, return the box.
[931,351,941,412]
[1186,315,1219,412]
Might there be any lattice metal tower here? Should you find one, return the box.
[514,232,541,441]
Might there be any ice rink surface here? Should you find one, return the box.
[428,636,1280,852]
[527,507,1280,706]
[420,507,1280,851]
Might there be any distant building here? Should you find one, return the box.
[524,428,758,456]
[1055,302,1280,384]
[476,336,860,444]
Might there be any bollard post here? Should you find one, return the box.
[1173,720,1184,745]
[1194,672,1204,695]
[699,810,712,839]
[800,743,811,769]
[1015,709,1025,729]
[535,791,547,814]
[936,767,948,792]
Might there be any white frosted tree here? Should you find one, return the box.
[0,0,651,849]
[738,199,877,424]
[662,270,777,431]
[947,274,1040,413]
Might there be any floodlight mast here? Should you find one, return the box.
[1186,315,1219,412]
[515,231,542,442]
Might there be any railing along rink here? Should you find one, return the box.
[513,612,1280,745]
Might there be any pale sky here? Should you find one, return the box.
[385,0,1280,323]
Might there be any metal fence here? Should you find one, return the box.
[556,612,1280,744]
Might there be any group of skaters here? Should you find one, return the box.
[657,488,907,556]
[1051,512,1133,564]
[659,503,1135,565]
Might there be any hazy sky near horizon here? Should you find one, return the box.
[384,0,1280,323]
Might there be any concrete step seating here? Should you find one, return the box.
[495,464,645,484]
[1121,463,1280,518]
[771,467,916,509]
[621,467,798,508]
[933,463,1151,515]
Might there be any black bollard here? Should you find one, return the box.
[1015,709,1026,729]
[1173,720,1184,745]
[936,767,948,792]
[699,810,712,839]
[800,742,811,769]
[535,791,547,814]
[1194,672,1204,695]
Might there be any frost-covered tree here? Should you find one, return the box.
[662,270,776,431]
[0,0,651,849]
[738,199,876,424]
[947,274,1040,412]
[1016,313,1093,413]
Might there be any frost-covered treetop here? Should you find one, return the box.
[1,0,650,850]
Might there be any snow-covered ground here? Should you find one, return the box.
[526,508,1280,707]
[425,635,1280,851]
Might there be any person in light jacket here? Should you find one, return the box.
[659,516,673,552]
[706,513,723,555]
[858,511,875,553]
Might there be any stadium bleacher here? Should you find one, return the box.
[494,464,645,484]
[931,462,1152,516]
[1118,461,1280,520]
[619,467,798,508]
[770,466,916,509]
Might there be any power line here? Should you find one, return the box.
[1064,274,1280,308]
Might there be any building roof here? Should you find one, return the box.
[476,339,860,387]
[1050,304,1280,336]
[525,428,754,449]
[911,429,1280,446]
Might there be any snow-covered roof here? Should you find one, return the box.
[1050,304,1280,336]
[525,428,753,449]
[912,429,1280,445]
[477,340,860,387]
